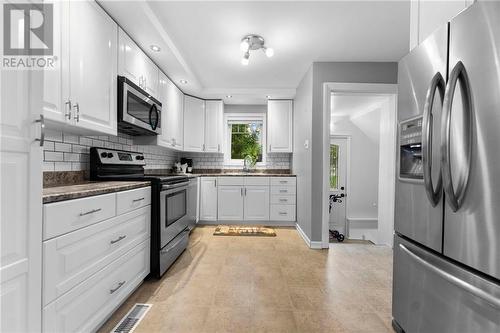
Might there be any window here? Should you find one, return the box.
[224,113,266,166]
[330,144,339,189]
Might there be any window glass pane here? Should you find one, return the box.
[330,144,339,189]
[230,122,263,162]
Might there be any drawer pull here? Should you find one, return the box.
[279,199,288,202]
[110,235,127,244]
[132,197,145,203]
[109,280,126,294]
[79,208,101,216]
[279,180,288,184]
[279,212,288,215]
[279,190,288,193]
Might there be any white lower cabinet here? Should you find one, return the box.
[199,177,295,223]
[42,188,151,332]
[43,240,150,333]
[244,186,270,221]
[217,186,244,220]
[200,177,218,221]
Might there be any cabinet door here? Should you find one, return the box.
[68,1,117,135]
[218,186,244,220]
[1,58,43,332]
[159,72,184,150]
[200,178,217,221]
[204,100,223,153]
[267,100,293,152]
[244,186,270,221]
[118,29,144,87]
[183,95,205,152]
[143,57,159,97]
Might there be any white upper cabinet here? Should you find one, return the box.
[44,1,117,135]
[410,0,474,50]
[158,72,184,150]
[204,100,223,153]
[267,100,293,153]
[183,95,205,152]
[118,28,159,97]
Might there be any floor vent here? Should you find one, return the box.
[110,303,152,333]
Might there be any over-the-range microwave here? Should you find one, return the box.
[117,76,162,136]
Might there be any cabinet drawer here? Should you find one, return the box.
[44,193,116,240]
[270,205,296,221]
[244,177,269,186]
[43,240,150,333]
[271,194,296,205]
[218,177,245,186]
[116,187,151,215]
[43,206,150,305]
[271,186,296,195]
[270,177,296,186]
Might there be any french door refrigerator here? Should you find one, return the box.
[393,2,500,332]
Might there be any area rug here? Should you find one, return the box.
[213,225,276,237]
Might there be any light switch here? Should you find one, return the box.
[304,139,309,149]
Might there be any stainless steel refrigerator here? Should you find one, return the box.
[393,2,500,332]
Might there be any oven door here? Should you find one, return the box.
[159,181,189,248]
[119,77,161,134]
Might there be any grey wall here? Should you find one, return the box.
[292,66,314,237]
[294,62,398,242]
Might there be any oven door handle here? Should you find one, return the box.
[161,181,189,191]
[160,230,189,254]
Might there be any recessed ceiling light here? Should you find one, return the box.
[150,45,161,52]
[266,95,271,99]
[226,95,232,98]
[179,79,188,84]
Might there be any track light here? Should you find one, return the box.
[239,34,274,65]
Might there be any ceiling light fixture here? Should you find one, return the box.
[179,79,188,84]
[226,95,232,98]
[240,34,274,65]
[266,95,271,99]
[150,45,161,52]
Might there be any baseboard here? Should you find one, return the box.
[295,223,323,249]
[197,220,296,227]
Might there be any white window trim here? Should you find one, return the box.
[223,113,267,167]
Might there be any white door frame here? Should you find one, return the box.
[329,135,351,236]
[322,83,398,248]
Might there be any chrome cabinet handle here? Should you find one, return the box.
[132,197,145,202]
[65,100,72,119]
[279,198,288,202]
[79,208,101,216]
[74,103,80,122]
[279,180,288,184]
[269,144,272,152]
[244,188,247,196]
[109,281,126,294]
[441,61,473,212]
[110,235,126,244]
[279,212,287,215]
[35,114,45,146]
[214,179,217,187]
[279,190,287,193]
[422,72,445,207]
[399,243,500,309]
[240,188,243,196]
[203,144,205,151]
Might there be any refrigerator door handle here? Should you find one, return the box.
[399,243,500,309]
[441,61,473,212]
[422,72,445,206]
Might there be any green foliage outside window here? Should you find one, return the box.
[330,144,338,189]
[231,123,262,165]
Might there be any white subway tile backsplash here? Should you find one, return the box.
[54,142,72,152]
[44,151,64,162]
[54,162,72,171]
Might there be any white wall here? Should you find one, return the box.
[332,109,381,220]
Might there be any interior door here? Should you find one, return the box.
[329,138,347,235]
[68,1,117,135]
[443,2,500,280]
[0,56,43,331]
[395,24,447,252]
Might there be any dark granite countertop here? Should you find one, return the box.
[43,181,151,204]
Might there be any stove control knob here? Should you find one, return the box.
[107,153,114,158]
[135,155,141,160]
[100,152,107,158]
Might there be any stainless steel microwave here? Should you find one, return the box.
[118,76,161,136]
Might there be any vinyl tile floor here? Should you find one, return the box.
[98,226,394,333]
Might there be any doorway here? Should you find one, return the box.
[329,136,348,241]
[322,83,398,247]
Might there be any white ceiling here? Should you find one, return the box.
[100,1,410,104]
